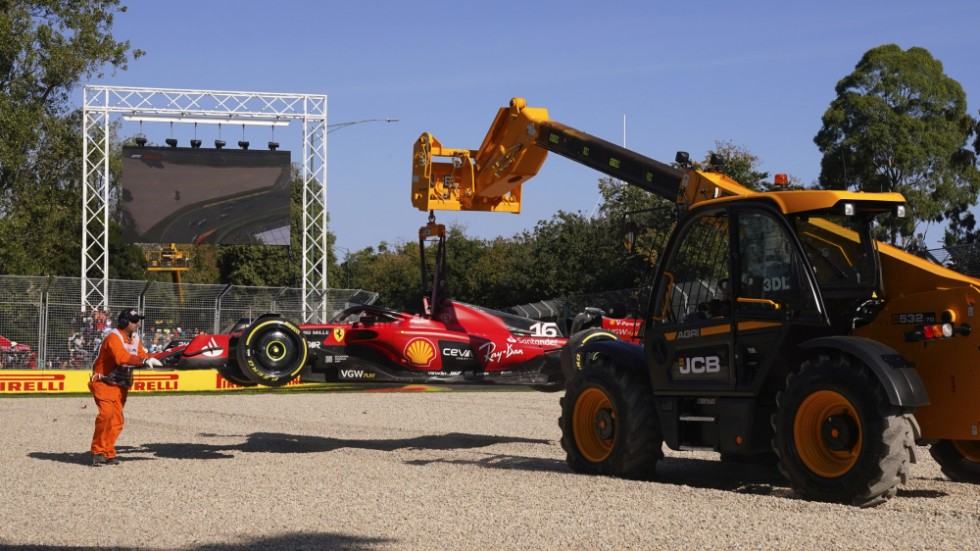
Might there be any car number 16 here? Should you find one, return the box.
[529,321,560,337]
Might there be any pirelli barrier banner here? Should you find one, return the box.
[0,370,308,395]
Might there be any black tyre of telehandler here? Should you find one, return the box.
[930,439,980,484]
[236,317,308,387]
[559,358,662,479]
[559,328,619,384]
[773,353,917,507]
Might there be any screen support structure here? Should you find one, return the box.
[82,85,330,322]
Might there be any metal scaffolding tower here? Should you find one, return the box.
[81,85,330,321]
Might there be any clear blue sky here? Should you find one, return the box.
[87,0,980,253]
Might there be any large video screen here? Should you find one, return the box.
[120,146,292,245]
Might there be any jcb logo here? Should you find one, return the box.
[677,356,721,374]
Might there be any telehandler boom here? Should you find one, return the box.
[411,97,980,506]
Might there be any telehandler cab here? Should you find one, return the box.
[411,97,980,506]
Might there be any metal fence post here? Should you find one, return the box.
[271,287,288,313]
[139,280,152,316]
[214,284,233,333]
[38,277,53,369]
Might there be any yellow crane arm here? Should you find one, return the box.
[410,97,755,214]
[411,99,550,213]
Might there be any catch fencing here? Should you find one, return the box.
[0,275,377,371]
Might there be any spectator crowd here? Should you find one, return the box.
[0,307,194,370]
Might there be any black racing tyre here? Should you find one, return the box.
[772,353,917,507]
[559,328,619,385]
[559,358,662,479]
[216,354,258,387]
[929,439,980,484]
[236,317,308,387]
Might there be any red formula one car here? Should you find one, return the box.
[151,222,641,389]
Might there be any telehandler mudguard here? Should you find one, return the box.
[800,336,930,407]
[574,340,646,373]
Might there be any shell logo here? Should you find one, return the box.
[404,338,435,367]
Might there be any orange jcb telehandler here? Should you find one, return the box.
[411,98,979,506]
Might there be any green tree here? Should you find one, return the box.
[457,236,520,307]
[814,44,980,246]
[943,118,980,247]
[0,0,143,275]
[510,210,636,301]
[343,212,642,311]
[597,174,674,252]
[353,240,421,311]
[701,140,771,191]
[439,224,486,303]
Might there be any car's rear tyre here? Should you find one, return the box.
[560,328,618,384]
[773,353,916,507]
[236,317,308,387]
[930,439,980,484]
[559,358,662,479]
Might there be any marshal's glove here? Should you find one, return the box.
[143,357,163,369]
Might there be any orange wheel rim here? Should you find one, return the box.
[794,390,861,477]
[573,387,615,462]
[952,440,980,463]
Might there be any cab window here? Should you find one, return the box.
[793,215,875,289]
[736,211,821,320]
[652,211,731,324]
